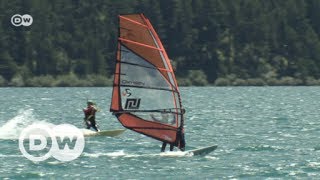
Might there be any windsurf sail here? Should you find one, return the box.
[110,13,185,150]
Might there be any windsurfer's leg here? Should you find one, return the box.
[169,144,174,151]
[92,126,99,132]
[86,122,90,129]
[90,119,99,132]
[177,131,186,151]
[161,142,167,152]
[96,126,100,132]
[84,119,91,129]
[179,137,186,151]
[93,125,100,132]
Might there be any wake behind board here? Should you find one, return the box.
[186,145,218,156]
[83,129,125,137]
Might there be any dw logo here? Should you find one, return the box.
[11,14,33,27]
[19,124,85,162]
[125,98,141,109]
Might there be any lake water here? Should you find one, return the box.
[0,87,320,179]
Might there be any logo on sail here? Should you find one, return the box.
[125,98,141,109]
[121,80,145,86]
[122,88,132,97]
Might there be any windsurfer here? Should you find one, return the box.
[150,112,176,152]
[158,109,185,152]
[83,101,100,132]
[160,130,185,152]
[161,127,185,152]
[178,109,186,151]
[177,127,185,151]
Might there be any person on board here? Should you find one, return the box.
[160,129,185,152]
[177,127,186,151]
[160,109,186,152]
[150,112,174,152]
[83,101,100,132]
[178,108,186,151]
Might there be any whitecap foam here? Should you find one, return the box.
[82,150,196,159]
[159,151,189,157]
[105,150,126,157]
[0,109,40,139]
[82,150,128,158]
[0,109,80,140]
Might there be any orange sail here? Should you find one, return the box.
[110,14,185,149]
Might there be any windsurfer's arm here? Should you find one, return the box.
[90,105,101,113]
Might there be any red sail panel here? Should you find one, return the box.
[119,14,173,86]
[118,113,177,143]
[144,17,180,90]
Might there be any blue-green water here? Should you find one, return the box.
[1,87,320,179]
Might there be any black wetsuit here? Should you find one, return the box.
[161,142,174,152]
[83,105,99,132]
[86,115,99,132]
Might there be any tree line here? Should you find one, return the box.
[1,0,320,86]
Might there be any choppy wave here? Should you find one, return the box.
[0,109,86,140]
[0,154,23,158]
[235,144,285,152]
[1,87,320,179]
[0,109,43,139]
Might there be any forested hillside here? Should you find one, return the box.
[1,0,320,86]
